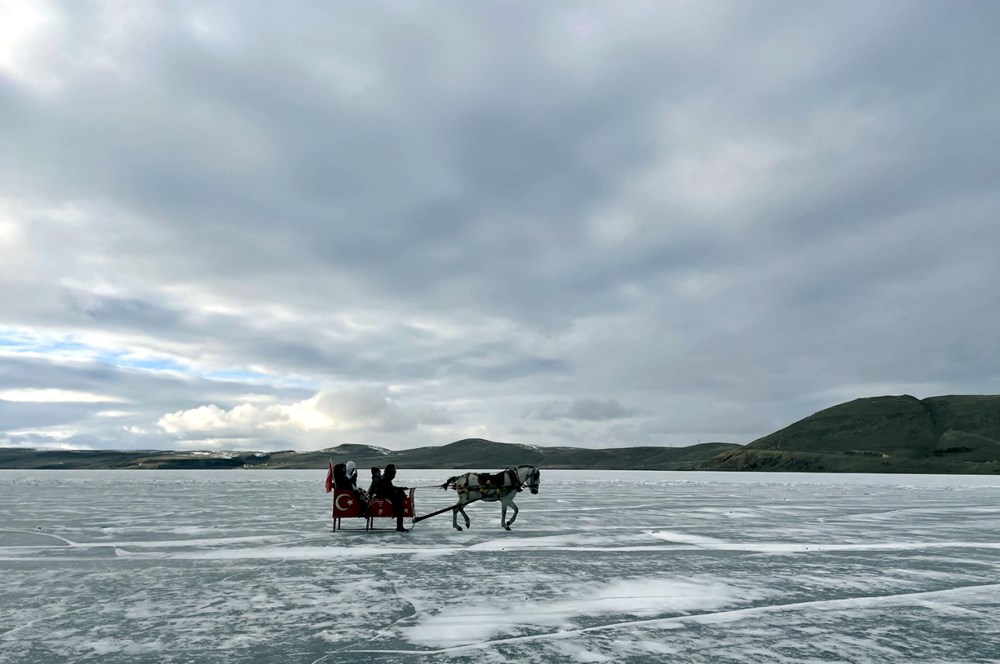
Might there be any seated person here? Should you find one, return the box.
[344,460,369,515]
[332,463,349,489]
[372,464,408,532]
[344,461,361,491]
[368,467,382,496]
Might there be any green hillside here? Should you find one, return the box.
[704,394,1000,474]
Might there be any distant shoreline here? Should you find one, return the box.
[4,394,999,475]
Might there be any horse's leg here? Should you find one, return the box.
[499,493,519,530]
[452,497,472,531]
[452,498,467,531]
[452,505,470,531]
[506,499,519,528]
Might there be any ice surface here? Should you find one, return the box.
[1,469,998,663]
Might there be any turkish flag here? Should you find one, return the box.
[324,461,333,493]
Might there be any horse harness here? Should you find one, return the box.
[450,467,524,498]
[479,468,523,490]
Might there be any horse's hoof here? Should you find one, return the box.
[456,526,463,532]
[504,525,511,531]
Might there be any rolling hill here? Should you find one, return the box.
[3,394,998,473]
[0,440,738,471]
[703,394,1000,474]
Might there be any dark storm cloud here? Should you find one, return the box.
[0,1,998,449]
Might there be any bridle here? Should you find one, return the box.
[505,466,540,494]
[524,467,540,494]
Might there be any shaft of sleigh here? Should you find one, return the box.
[413,496,482,523]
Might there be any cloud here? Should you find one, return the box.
[157,388,425,441]
[533,398,641,422]
[0,388,125,403]
[0,2,998,451]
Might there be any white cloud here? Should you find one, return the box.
[0,388,125,403]
[157,387,422,439]
[0,0,55,80]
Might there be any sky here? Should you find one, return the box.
[1,1,998,452]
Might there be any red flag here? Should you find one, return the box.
[324,461,333,493]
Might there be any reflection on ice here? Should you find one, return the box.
[1,469,998,663]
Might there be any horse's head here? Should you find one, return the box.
[522,466,540,494]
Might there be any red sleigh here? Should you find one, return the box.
[332,488,415,531]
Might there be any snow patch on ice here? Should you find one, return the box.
[465,533,637,551]
[646,530,730,548]
[648,531,1000,553]
[401,576,760,648]
[164,545,432,560]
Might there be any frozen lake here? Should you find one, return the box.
[1,469,999,663]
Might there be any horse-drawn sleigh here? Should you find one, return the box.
[330,486,415,531]
[326,464,540,531]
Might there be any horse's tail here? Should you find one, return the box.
[441,476,458,489]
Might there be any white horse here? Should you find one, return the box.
[440,465,540,531]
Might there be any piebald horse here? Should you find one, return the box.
[441,465,540,531]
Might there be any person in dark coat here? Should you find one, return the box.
[332,463,349,489]
[372,464,408,532]
[344,460,369,516]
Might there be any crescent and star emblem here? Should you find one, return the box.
[334,494,354,512]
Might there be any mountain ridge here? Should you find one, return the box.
[0,439,737,471]
[3,394,999,473]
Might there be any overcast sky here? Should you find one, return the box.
[1,1,998,452]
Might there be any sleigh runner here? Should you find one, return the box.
[331,487,415,531]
